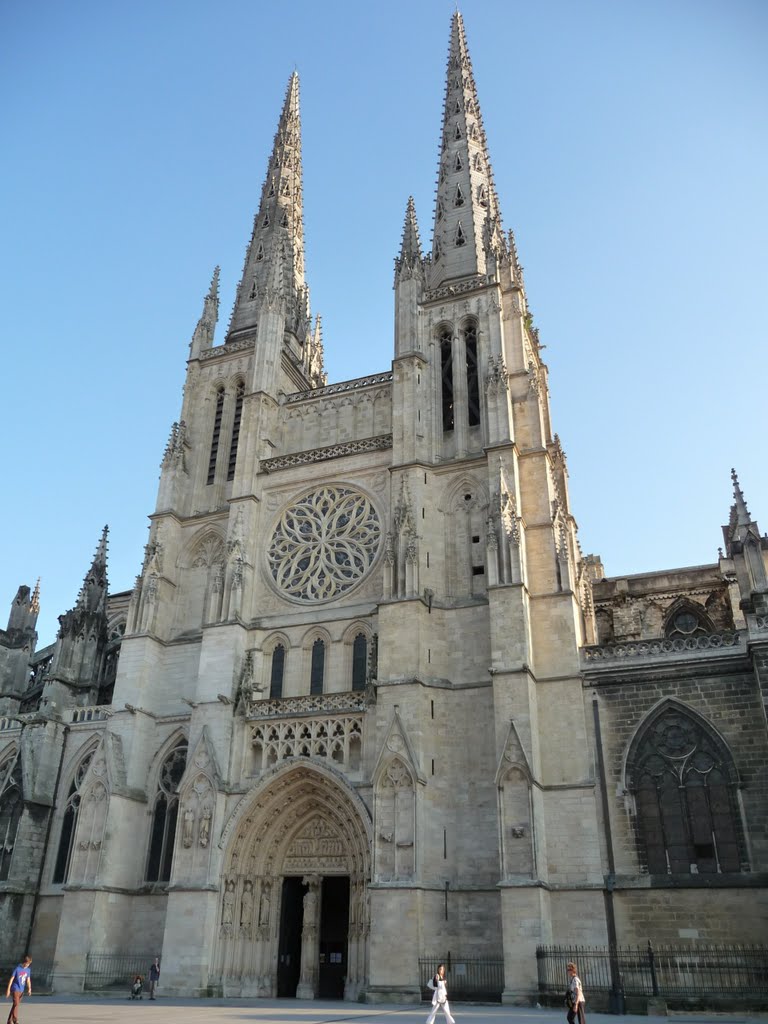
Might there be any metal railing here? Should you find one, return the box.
[0,961,55,993]
[84,952,157,992]
[419,955,505,1002]
[537,943,768,999]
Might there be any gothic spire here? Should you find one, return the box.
[227,72,308,341]
[430,12,504,286]
[189,266,219,358]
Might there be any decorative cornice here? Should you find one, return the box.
[199,336,255,361]
[284,372,393,404]
[261,434,392,472]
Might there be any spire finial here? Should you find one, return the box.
[31,578,41,614]
[189,265,220,357]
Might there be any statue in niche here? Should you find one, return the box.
[240,880,254,937]
[182,807,195,848]
[199,806,212,848]
[221,880,236,935]
[258,881,271,927]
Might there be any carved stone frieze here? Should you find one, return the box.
[261,435,392,472]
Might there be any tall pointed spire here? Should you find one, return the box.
[189,266,220,358]
[395,197,423,279]
[227,72,308,342]
[430,13,505,286]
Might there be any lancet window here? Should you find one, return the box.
[0,758,23,882]
[146,741,188,883]
[270,644,285,699]
[227,381,245,481]
[464,321,480,427]
[310,639,325,696]
[52,750,93,884]
[440,329,454,433]
[207,387,225,485]
[352,633,367,692]
[627,704,745,875]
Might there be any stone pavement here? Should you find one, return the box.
[5,997,756,1024]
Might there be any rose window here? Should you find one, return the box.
[268,486,381,602]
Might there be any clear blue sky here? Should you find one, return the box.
[2,0,766,647]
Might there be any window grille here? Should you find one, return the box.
[207,388,225,485]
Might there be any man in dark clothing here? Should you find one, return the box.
[148,958,160,1000]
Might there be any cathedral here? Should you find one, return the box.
[0,13,766,1003]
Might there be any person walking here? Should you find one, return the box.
[148,957,160,1000]
[426,963,456,1024]
[566,962,586,1024]
[5,955,31,1024]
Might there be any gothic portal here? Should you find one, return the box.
[1,11,767,1005]
[213,762,371,998]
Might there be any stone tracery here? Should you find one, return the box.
[267,486,381,602]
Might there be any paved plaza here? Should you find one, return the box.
[3,998,756,1024]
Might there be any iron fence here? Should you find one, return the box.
[84,952,158,992]
[0,961,54,994]
[419,955,505,1002]
[537,943,768,999]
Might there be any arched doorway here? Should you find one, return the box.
[214,760,371,1000]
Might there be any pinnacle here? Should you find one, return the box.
[31,578,41,615]
[731,468,751,525]
[396,197,423,280]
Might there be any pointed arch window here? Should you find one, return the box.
[455,223,466,247]
[255,243,265,262]
[281,179,291,196]
[267,180,275,198]
[627,705,746,875]
[478,184,488,208]
[454,154,463,172]
[453,99,461,114]
[0,758,23,882]
[207,387,225,485]
[436,200,444,223]
[454,123,462,140]
[464,321,481,427]
[473,152,483,172]
[53,751,93,884]
[352,633,367,692]
[270,644,285,699]
[664,604,711,639]
[468,122,477,140]
[145,742,188,883]
[227,382,245,482]
[280,210,289,227]
[440,328,454,433]
[262,212,270,227]
[310,638,325,696]
[454,185,465,208]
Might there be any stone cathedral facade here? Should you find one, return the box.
[1,14,767,1003]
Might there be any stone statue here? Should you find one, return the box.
[222,880,236,935]
[199,806,212,848]
[258,881,271,927]
[240,879,253,936]
[182,807,195,848]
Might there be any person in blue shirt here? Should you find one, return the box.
[5,955,31,1024]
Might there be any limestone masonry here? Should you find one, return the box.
[1,13,766,1003]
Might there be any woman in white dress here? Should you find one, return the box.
[426,963,456,1024]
